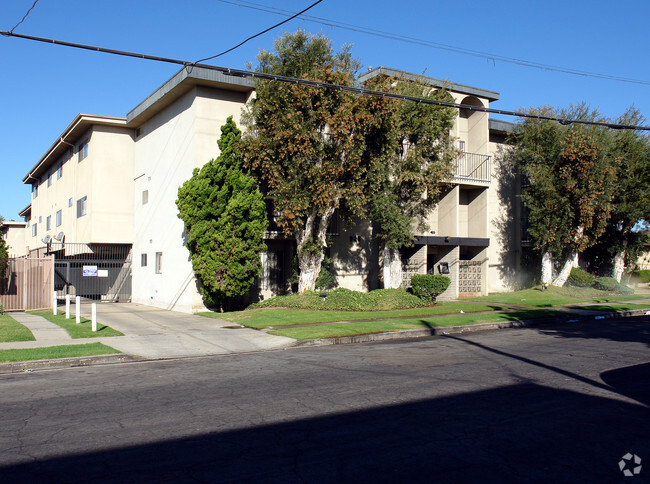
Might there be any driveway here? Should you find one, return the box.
[80,302,294,358]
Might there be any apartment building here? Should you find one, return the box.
[20,114,135,300]
[0,220,27,257]
[14,65,519,311]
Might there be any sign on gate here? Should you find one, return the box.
[83,265,98,277]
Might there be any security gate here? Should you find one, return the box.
[32,243,132,302]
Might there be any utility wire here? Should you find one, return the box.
[0,29,648,131]
[195,0,322,63]
[9,0,40,33]
[216,0,650,87]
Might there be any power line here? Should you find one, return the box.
[215,0,650,87]
[0,29,648,131]
[195,0,323,63]
[9,0,40,33]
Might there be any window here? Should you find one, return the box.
[68,198,73,208]
[32,184,38,199]
[46,215,52,231]
[141,253,147,267]
[142,190,149,205]
[77,196,87,218]
[32,224,37,237]
[39,216,42,223]
[57,164,63,179]
[47,173,53,187]
[56,210,62,227]
[78,141,89,161]
[155,252,162,274]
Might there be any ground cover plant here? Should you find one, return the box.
[0,314,35,342]
[0,343,120,362]
[468,285,638,307]
[30,310,123,338]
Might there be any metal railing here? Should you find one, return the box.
[453,152,491,183]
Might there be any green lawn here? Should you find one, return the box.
[30,310,123,338]
[199,302,504,329]
[0,314,36,342]
[467,286,640,307]
[269,308,568,340]
[0,342,121,362]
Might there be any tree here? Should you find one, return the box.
[176,117,268,310]
[601,108,650,281]
[0,215,9,279]
[362,74,457,288]
[514,105,616,286]
[241,31,376,292]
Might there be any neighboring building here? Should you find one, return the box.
[0,220,27,257]
[14,65,521,312]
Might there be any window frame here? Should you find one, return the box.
[78,140,89,161]
[77,196,88,218]
[141,253,148,267]
[155,252,162,274]
[56,210,62,227]
[46,215,52,231]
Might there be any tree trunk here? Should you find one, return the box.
[382,246,403,289]
[541,252,553,285]
[612,238,628,283]
[296,206,335,293]
[552,251,578,287]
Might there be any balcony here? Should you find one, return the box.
[452,152,491,184]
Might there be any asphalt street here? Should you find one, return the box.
[0,316,648,483]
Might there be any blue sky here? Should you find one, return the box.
[1,0,648,220]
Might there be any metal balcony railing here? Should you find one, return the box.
[453,152,491,183]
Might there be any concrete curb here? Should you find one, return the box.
[293,308,650,347]
[0,354,145,375]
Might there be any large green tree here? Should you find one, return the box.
[363,73,457,288]
[241,31,377,292]
[176,117,267,309]
[602,108,650,281]
[514,105,616,286]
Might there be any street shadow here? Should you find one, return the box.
[1,382,648,482]
[537,315,650,349]
[601,362,650,407]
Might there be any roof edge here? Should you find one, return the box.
[359,66,500,102]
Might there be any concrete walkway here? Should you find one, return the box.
[0,303,294,358]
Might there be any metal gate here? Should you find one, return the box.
[0,256,54,310]
[458,260,482,296]
[32,243,132,302]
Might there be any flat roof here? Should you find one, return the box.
[127,66,254,127]
[359,67,500,102]
[0,220,27,228]
[489,118,515,133]
[22,114,128,184]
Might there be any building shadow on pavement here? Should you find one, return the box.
[2,380,648,483]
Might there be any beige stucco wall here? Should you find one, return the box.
[1,223,27,257]
[131,86,251,313]
[25,124,134,251]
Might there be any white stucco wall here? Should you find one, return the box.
[131,86,251,313]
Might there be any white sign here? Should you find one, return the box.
[83,265,98,277]
[98,269,109,278]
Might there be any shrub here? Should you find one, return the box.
[568,268,594,287]
[593,276,619,292]
[638,270,650,284]
[410,274,451,303]
[593,276,634,295]
[0,303,4,315]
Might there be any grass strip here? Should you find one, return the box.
[269,308,567,340]
[570,303,650,312]
[0,343,121,362]
[30,310,123,338]
[199,302,504,329]
[0,314,36,342]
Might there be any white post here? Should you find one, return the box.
[53,291,58,316]
[75,296,81,324]
[65,295,71,319]
[91,303,97,332]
